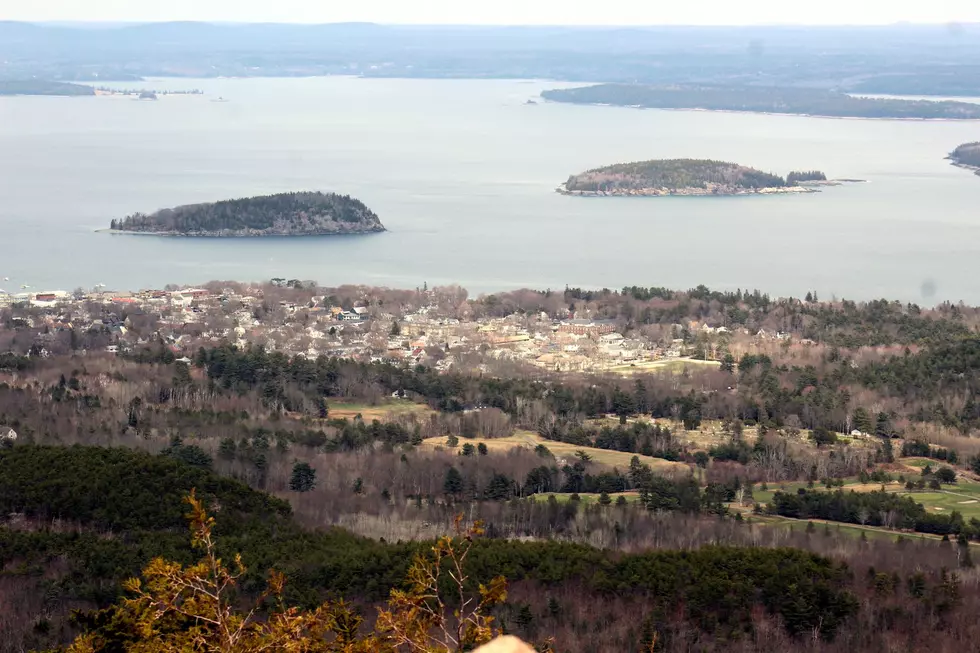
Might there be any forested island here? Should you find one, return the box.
[107,191,386,237]
[948,142,980,175]
[541,84,980,120]
[0,80,95,96]
[560,159,835,196]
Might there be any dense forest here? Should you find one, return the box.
[563,159,790,192]
[110,191,385,236]
[0,80,95,96]
[541,84,980,119]
[949,142,980,172]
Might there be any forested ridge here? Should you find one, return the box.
[110,191,385,236]
[541,84,980,119]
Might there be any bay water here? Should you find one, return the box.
[1,77,979,303]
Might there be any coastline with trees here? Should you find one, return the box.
[558,159,844,197]
[105,191,386,237]
[0,80,96,96]
[541,84,980,120]
[948,142,980,175]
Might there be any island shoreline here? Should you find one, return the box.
[947,159,980,176]
[540,98,980,122]
[96,228,386,237]
[555,179,864,198]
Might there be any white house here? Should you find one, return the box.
[0,426,16,444]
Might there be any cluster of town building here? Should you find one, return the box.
[0,285,785,372]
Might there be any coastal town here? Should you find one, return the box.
[0,281,795,374]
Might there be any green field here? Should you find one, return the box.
[745,514,939,542]
[749,475,980,526]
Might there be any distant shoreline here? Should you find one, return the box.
[541,99,980,122]
[556,184,816,198]
[556,179,864,198]
[96,228,385,237]
[948,160,980,176]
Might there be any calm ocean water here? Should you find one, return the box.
[1,77,979,303]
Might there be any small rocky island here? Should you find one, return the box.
[948,142,980,176]
[559,159,838,197]
[107,191,386,236]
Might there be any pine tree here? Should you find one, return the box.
[218,437,237,461]
[289,461,317,492]
[444,467,464,496]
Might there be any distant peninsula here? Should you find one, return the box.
[0,80,95,97]
[559,160,839,197]
[106,192,386,237]
[948,143,980,176]
[541,84,980,120]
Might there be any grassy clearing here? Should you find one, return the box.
[749,474,980,525]
[529,492,642,505]
[420,430,688,473]
[608,358,721,376]
[745,514,931,542]
[897,487,980,520]
[328,400,434,421]
[903,458,934,469]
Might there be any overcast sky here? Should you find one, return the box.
[5,0,980,25]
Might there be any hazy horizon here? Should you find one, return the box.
[5,0,980,26]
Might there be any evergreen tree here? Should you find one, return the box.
[852,407,873,434]
[443,467,464,496]
[218,438,237,461]
[484,473,515,501]
[289,462,317,492]
[720,353,736,373]
[875,412,892,438]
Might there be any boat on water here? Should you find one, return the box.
[210,96,230,103]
